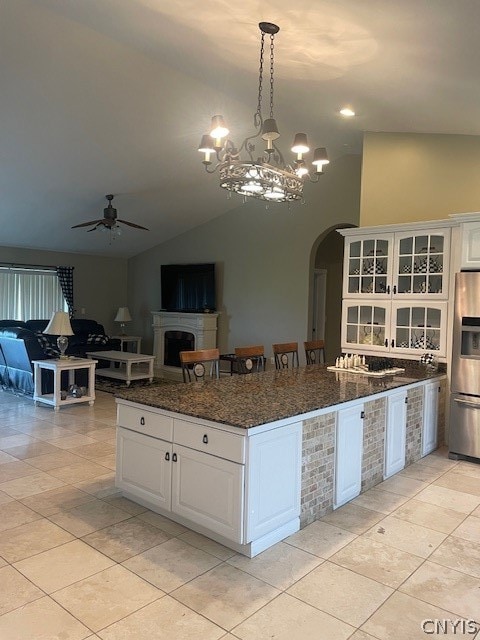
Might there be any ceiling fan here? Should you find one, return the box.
[71,194,149,233]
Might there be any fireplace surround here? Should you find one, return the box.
[152,311,219,379]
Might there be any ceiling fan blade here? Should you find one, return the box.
[118,219,149,230]
[71,219,104,229]
[87,223,103,232]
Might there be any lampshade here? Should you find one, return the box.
[44,311,74,336]
[44,311,74,359]
[114,307,132,323]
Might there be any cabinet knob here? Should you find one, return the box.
[405,397,408,404]
[165,452,170,461]
[360,410,365,419]
[393,285,397,294]
[384,339,388,348]
[202,434,208,444]
[172,453,177,462]
[386,285,390,295]
[391,339,395,348]
[140,416,145,425]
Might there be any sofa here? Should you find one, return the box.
[0,319,120,394]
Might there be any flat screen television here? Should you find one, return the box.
[161,263,216,312]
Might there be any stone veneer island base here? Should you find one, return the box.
[114,363,446,557]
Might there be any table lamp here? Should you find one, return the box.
[44,311,74,359]
[114,307,132,335]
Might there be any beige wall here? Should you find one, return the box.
[128,154,361,362]
[0,246,128,334]
[360,132,480,226]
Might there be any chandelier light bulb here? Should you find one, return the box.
[312,147,330,172]
[296,161,309,178]
[340,107,355,117]
[210,115,229,141]
[291,133,310,158]
[261,118,280,142]
[198,134,215,163]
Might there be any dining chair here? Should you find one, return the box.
[234,345,266,374]
[180,348,220,382]
[304,339,326,365]
[272,342,299,369]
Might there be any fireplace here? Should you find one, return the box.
[152,311,219,379]
[164,331,195,367]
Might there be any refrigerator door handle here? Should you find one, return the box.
[453,397,480,408]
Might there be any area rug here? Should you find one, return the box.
[95,375,176,394]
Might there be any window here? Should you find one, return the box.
[0,267,68,320]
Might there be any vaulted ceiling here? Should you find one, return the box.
[2,0,480,258]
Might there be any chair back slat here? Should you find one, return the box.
[272,342,299,369]
[234,345,265,374]
[180,348,220,382]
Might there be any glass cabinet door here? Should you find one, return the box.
[393,230,450,299]
[344,235,392,298]
[342,302,390,352]
[392,302,447,356]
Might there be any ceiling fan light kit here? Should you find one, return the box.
[71,194,148,238]
[198,22,329,204]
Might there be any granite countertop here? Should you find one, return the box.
[115,362,445,430]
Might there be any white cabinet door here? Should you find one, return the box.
[392,229,450,300]
[335,404,364,508]
[385,390,407,478]
[343,235,393,299]
[342,301,391,353]
[116,427,172,510]
[391,302,447,357]
[422,381,439,456]
[245,422,301,543]
[460,221,480,270]
[171,444,244,543]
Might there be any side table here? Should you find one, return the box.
[33,358,98,411]
[111,335,142,353]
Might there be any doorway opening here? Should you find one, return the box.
[309,224,355,363]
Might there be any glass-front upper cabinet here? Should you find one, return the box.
[391,302,447,357]
[343,235,392,299]
[392,229,450,300]
[341,302,390,352]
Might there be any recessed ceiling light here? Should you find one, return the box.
[340,107,355,117]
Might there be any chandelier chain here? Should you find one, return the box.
[256,31,265,121]
[269,33,275,119]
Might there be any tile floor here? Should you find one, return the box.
[0,388,479,639]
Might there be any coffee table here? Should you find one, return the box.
[86,350,155,386]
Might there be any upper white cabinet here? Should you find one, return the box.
[450,214,480,270]
[342,300,448,357]
[343,228,450,301]
[343,235,393,299]
[340,223,454,360]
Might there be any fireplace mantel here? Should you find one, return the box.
[152,311,219,379]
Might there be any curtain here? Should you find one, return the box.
[0,268,68,320]
[56,266,74,318]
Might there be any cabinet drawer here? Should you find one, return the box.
[117,404,173,441]
[174,419,245,464]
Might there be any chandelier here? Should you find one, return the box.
[198,22,329,204]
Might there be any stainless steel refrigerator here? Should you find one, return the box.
[450,271,480,459]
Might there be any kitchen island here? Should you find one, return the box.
[115,363,446,557]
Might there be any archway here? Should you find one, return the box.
[308,223,356,362]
